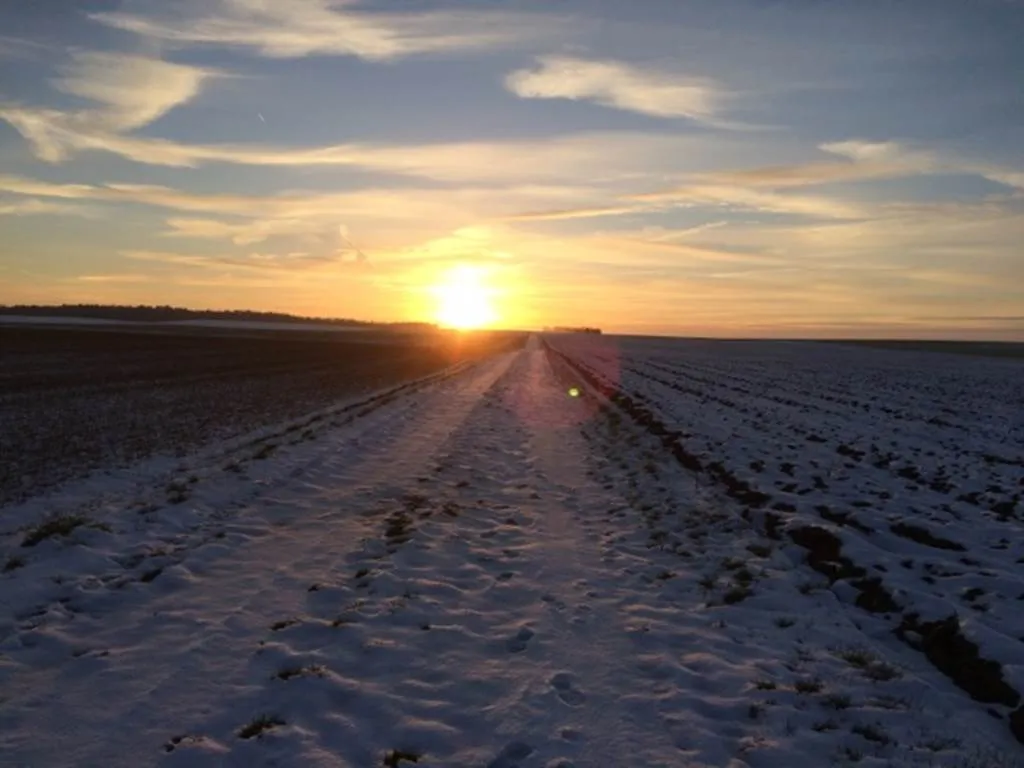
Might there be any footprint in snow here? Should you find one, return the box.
[505,626,535,653]
[550,672,586,706]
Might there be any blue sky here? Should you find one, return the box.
[1,0,1022,337]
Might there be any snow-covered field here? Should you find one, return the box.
[1,336,1021,767]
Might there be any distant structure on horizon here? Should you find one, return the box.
[544,326,602,334]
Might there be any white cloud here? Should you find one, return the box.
[122,249,342,272]
[76,274,153,283]
[91,0,562,61]
[0,51,214,163]
[0,172,623,258]
[638,184,868,219]
[0,197,94,217]
[518,182,868,222]
[820,139,1024,192]
[55,51,212,131]
[819,140,906,163]
[0,102,713,183]
[505,56,720,122]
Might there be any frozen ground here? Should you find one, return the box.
[0,325,522,503]
[0,336,1021,767]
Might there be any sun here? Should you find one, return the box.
[432,264,497,330]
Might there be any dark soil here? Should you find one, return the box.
[0,325,525,504]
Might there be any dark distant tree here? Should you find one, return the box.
[0,303,418,327]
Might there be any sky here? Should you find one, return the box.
[1,0,1022,339]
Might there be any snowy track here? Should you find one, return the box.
[1,338,1021,767]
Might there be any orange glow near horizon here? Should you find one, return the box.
[431,264,499,330]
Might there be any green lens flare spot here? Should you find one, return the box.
[568,387,581,398]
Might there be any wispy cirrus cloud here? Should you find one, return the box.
[502,204,640,223]
[123,249,345,272]
[500,138,1024,224]
[503,182,869,223]
[820,140,1024,192]
[0,34,48,60]
[629,183,868,220]
[75,274,153,284]
[505,56,723,123]
[91,0,564,61]
[0,197,95,217]
[0,50,216,163]
[2,64,721,180]
[54,51,213,132]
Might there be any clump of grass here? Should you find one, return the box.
[3,555,25,573]
[919,735,962,752]
[402,493,428,512]
[822,693,852,710]
[836,646,903,682]
[753,678,777,690]
[21,514,93,547]
[385,511,414,546]
[838,745,863,763]
[382,748,421,766]
[649,530,669,548]
[863,661,902,681]
[747,543,772,558]
[253,443,277,460]
[733,567,756,585]
[723,585,753,605]
[166,482,189,504]
[851,722,891,745]
[794,677,824,694]
[836,647,877,668]
[869,695,910,710]
[775,617,797,628]
[274,664,325,681]
[697,574,717,591]
[269,618,299,631]
[237,714,285,739]
[812,718,839,732]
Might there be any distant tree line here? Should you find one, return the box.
[544,326,602,334]
[0,304,434,329]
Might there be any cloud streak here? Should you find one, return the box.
[54,51,212,132]
[0,197,94,217]
[506,56,722,122]
[0,50,215,163]
[91,0,562,61]
[122,249,345,272]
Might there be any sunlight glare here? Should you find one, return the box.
[433,264,497,330]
